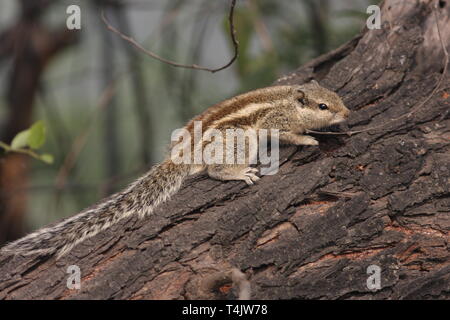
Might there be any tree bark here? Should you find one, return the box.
[0,0,449,300]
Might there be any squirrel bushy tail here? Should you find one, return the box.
[0,159,190,259]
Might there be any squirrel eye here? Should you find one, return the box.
[319,103,328,110]
[298,98,306,105]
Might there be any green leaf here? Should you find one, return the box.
[27,121,46,149]
[40,153,54,164]
[11,129,31,150]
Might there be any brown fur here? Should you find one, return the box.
[0,82,349,259]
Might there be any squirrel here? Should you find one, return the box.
[0,80,349,259]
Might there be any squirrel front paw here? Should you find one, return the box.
[299,135,319,146]
[279,132,319,146]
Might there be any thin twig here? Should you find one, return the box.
[307,2,448,137]
[101,0,238,73]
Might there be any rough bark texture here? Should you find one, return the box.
[0,0,449,300]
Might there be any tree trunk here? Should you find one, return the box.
[0,0,449,300]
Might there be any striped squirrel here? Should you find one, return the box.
[0,80,349,259]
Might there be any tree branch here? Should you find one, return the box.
[101,0,239,73]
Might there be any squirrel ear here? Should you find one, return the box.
[310,80,319,86]
[296,89,306,100]
[296,89,307,105]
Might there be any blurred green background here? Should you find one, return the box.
[0,0,374,244]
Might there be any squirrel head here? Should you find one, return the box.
[292,80,350,129]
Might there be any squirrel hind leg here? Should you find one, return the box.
[207,164,260,185]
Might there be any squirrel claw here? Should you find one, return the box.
[242,167,260,185]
